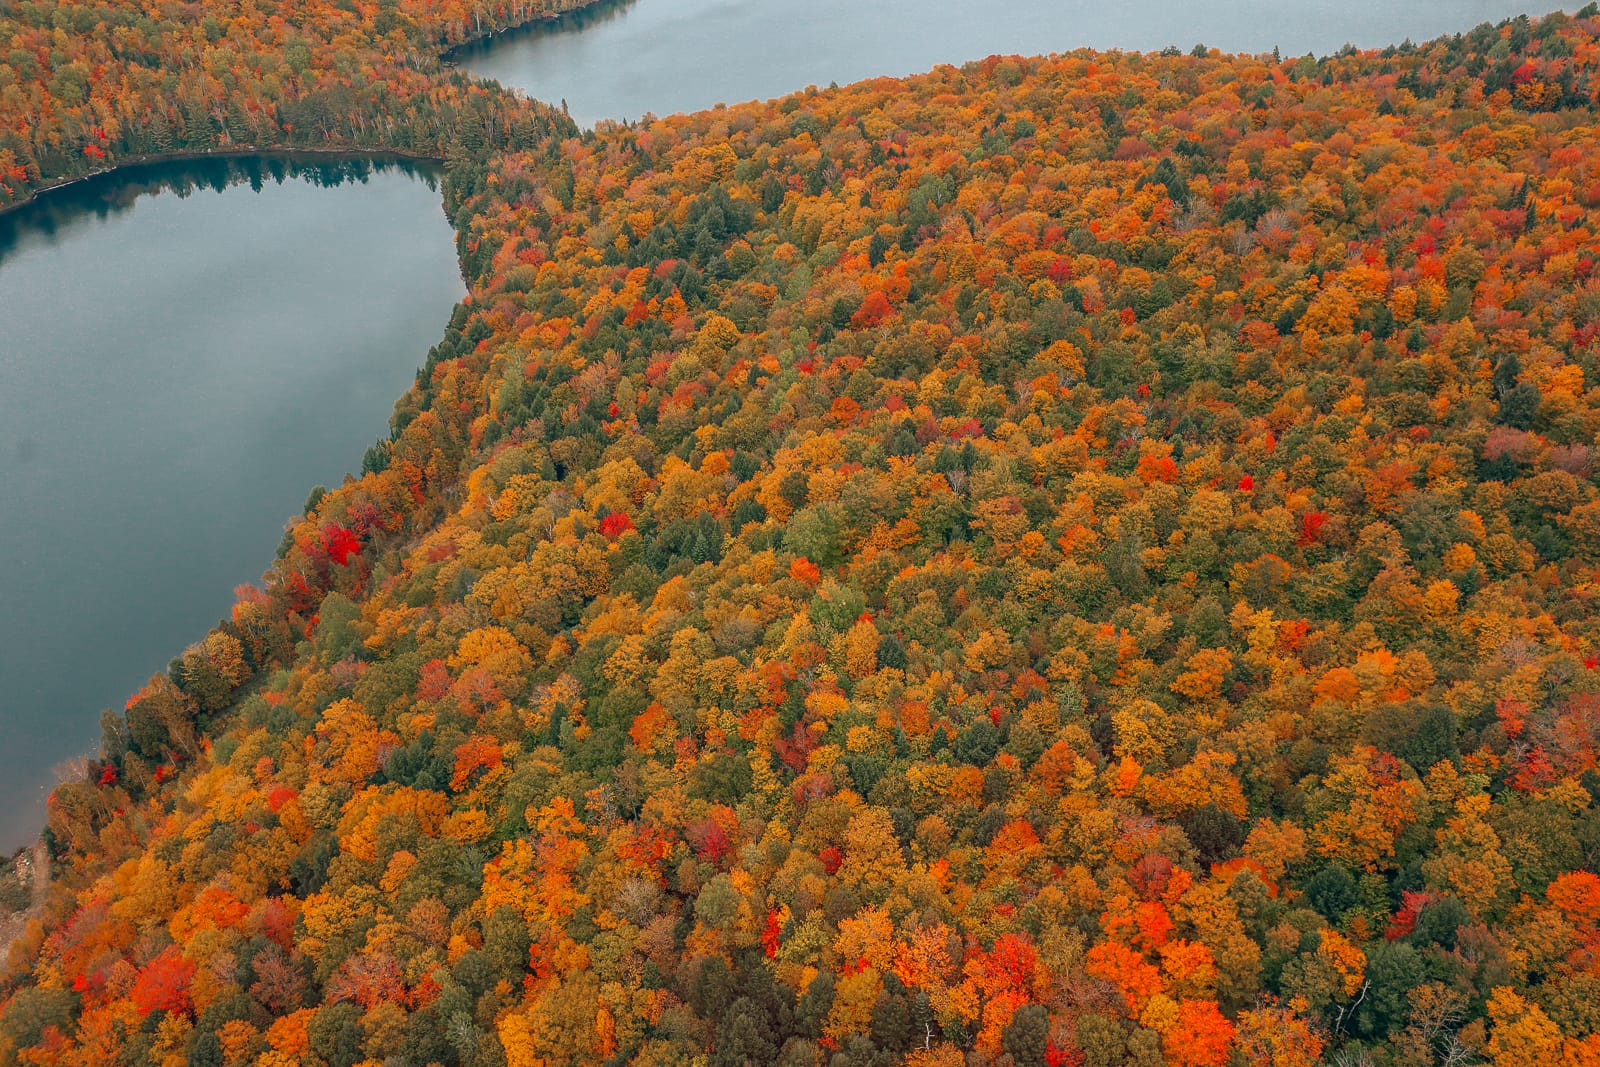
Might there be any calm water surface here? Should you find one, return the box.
[0,158,464,850]
[458,0,1566,127]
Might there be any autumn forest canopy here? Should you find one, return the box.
[5,2,1600,1066]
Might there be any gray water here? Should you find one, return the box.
[0,158,465,850]
[457,0,1564,128]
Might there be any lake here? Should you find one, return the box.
[456,0,1565,128]
[0,157,465,851]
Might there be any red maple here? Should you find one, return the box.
[131,949,195,1016]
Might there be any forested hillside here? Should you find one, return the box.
[0,0,587,207]
[6,5,1600,1067]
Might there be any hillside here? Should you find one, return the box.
[6,7,1600,1067]
[0,0,588,208]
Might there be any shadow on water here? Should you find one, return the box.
[0,154,441,264]
[446,0,641,66]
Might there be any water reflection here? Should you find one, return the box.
[449,0,641,63]
[0,154,440,264]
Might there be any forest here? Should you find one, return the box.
[5,1,1600,1066]
[0,0,588,206]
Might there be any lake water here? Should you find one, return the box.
[456,0,1564,128]
[0,158,465,851]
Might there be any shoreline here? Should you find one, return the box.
[0,0,618,219]
[0,146,448,221]
[438,0,628,60]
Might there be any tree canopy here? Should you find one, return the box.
[5,4,1600,1067]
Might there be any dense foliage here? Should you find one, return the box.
[7,4,1600,1067]
[0,0,585,207]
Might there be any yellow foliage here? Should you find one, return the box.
[450,626,533,691]
[1316,929,1366,999]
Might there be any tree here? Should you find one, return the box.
[695,873,743,931]
[712,998,780,1067]
[839,809,907,901]
[1001,1003,1050,1067]
[1162,1000,1234,1067]
[132,948,196,1017]
[125,673,199,758]
[1234,1008,1323,1067]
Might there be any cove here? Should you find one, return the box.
[0,156,465,851]
[456,0,1563,128]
